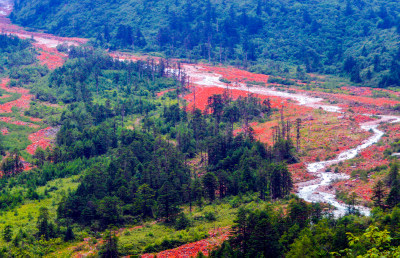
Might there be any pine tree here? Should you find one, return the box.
[34,147,46,167]
[387,162,399,187]
[99,230,119,258]
[270,165,282,199]
[249,211,281,257]
[157,181,180,221]
[231,207,249,254]
[64,226,75,242]
[136,184,155,218]
[191,178,203,207]
[37,207,50,240]
[257,166,269,201]
[2,225,12,242]
[348,192,358,214]
[386,179,400,208]
[372,180,386,209]
[202,172,218,202]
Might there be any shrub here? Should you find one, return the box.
[204,211,216,222]
[174,213,191,230]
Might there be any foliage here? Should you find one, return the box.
[11,0,400,86]
[0,34,35,72]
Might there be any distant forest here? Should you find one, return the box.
[10,0,400,87]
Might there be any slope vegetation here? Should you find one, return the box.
[10,0,400,86]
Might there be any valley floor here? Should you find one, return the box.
[1,0,400,256]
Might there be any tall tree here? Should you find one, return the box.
[157,181,180,221]
[135,184,155,218]
[372,180,386,209]
[2,225,12,242]
[37,207,52,240]
[388,162,399,187]
[202,172,218,202]
[99,230,119,258]
[386,179,400,208]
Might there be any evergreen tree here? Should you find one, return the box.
[2,225,12,242]
[191,178,203,207]
[372,180,386,209]
[386,179,400,208]
[388,162,399,187]
[135,184,155,218]
[34,147,46,167]
[157,181,180,221]
[202,172,218,202]
[64,226,75,242]
[99,230,119,258]
[37,207,50,240]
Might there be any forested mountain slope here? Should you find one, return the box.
[10,0,400,87]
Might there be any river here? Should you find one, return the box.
[184,64,400,217]
[1,0,398,217]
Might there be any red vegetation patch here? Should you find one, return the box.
[0,117,39,128]
[157,89,175,97]
[289,162,315,184]
[142,227,230,258]
[341,86,373,97]
[20,156,34,171]
[341,86,400,99]
[0,79,32,113]
[322,92,399,108]
[0,155,34,177]
[26,127,58,155]
[28,117,42,122]
[35,44,67,70]
[185,86,289,112]
[352,115,375,124]
[1,127,8,135]
[340,105,380,115]
[201,65,270,84]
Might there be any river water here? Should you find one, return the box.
[185,64,400,217]
[0,0,396,216]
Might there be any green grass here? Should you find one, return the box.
[0,113,41,128]
[0,175,81,248]
[119,197,281,256]
[50,195,278,257]
[118,202,236,256]
[0,121,36,152]
[0,90,21,105]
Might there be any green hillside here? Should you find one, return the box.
[10,0,400,86]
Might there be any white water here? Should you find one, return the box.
[298,116,400,217]
[185,65,400,217]
[0,0,394,216]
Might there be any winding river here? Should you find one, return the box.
[298,116,400,217]
[185,64,400,217]
[0,0,398,216]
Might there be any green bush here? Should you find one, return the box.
[175,213,191,230]
[204,211,216,222]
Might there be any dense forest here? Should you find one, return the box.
[0,38,299,255]
[3,0,400,256]
[42,50,295,229]
[10,0,400,87]
[0,42,398,257]
[0,34,36,72]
